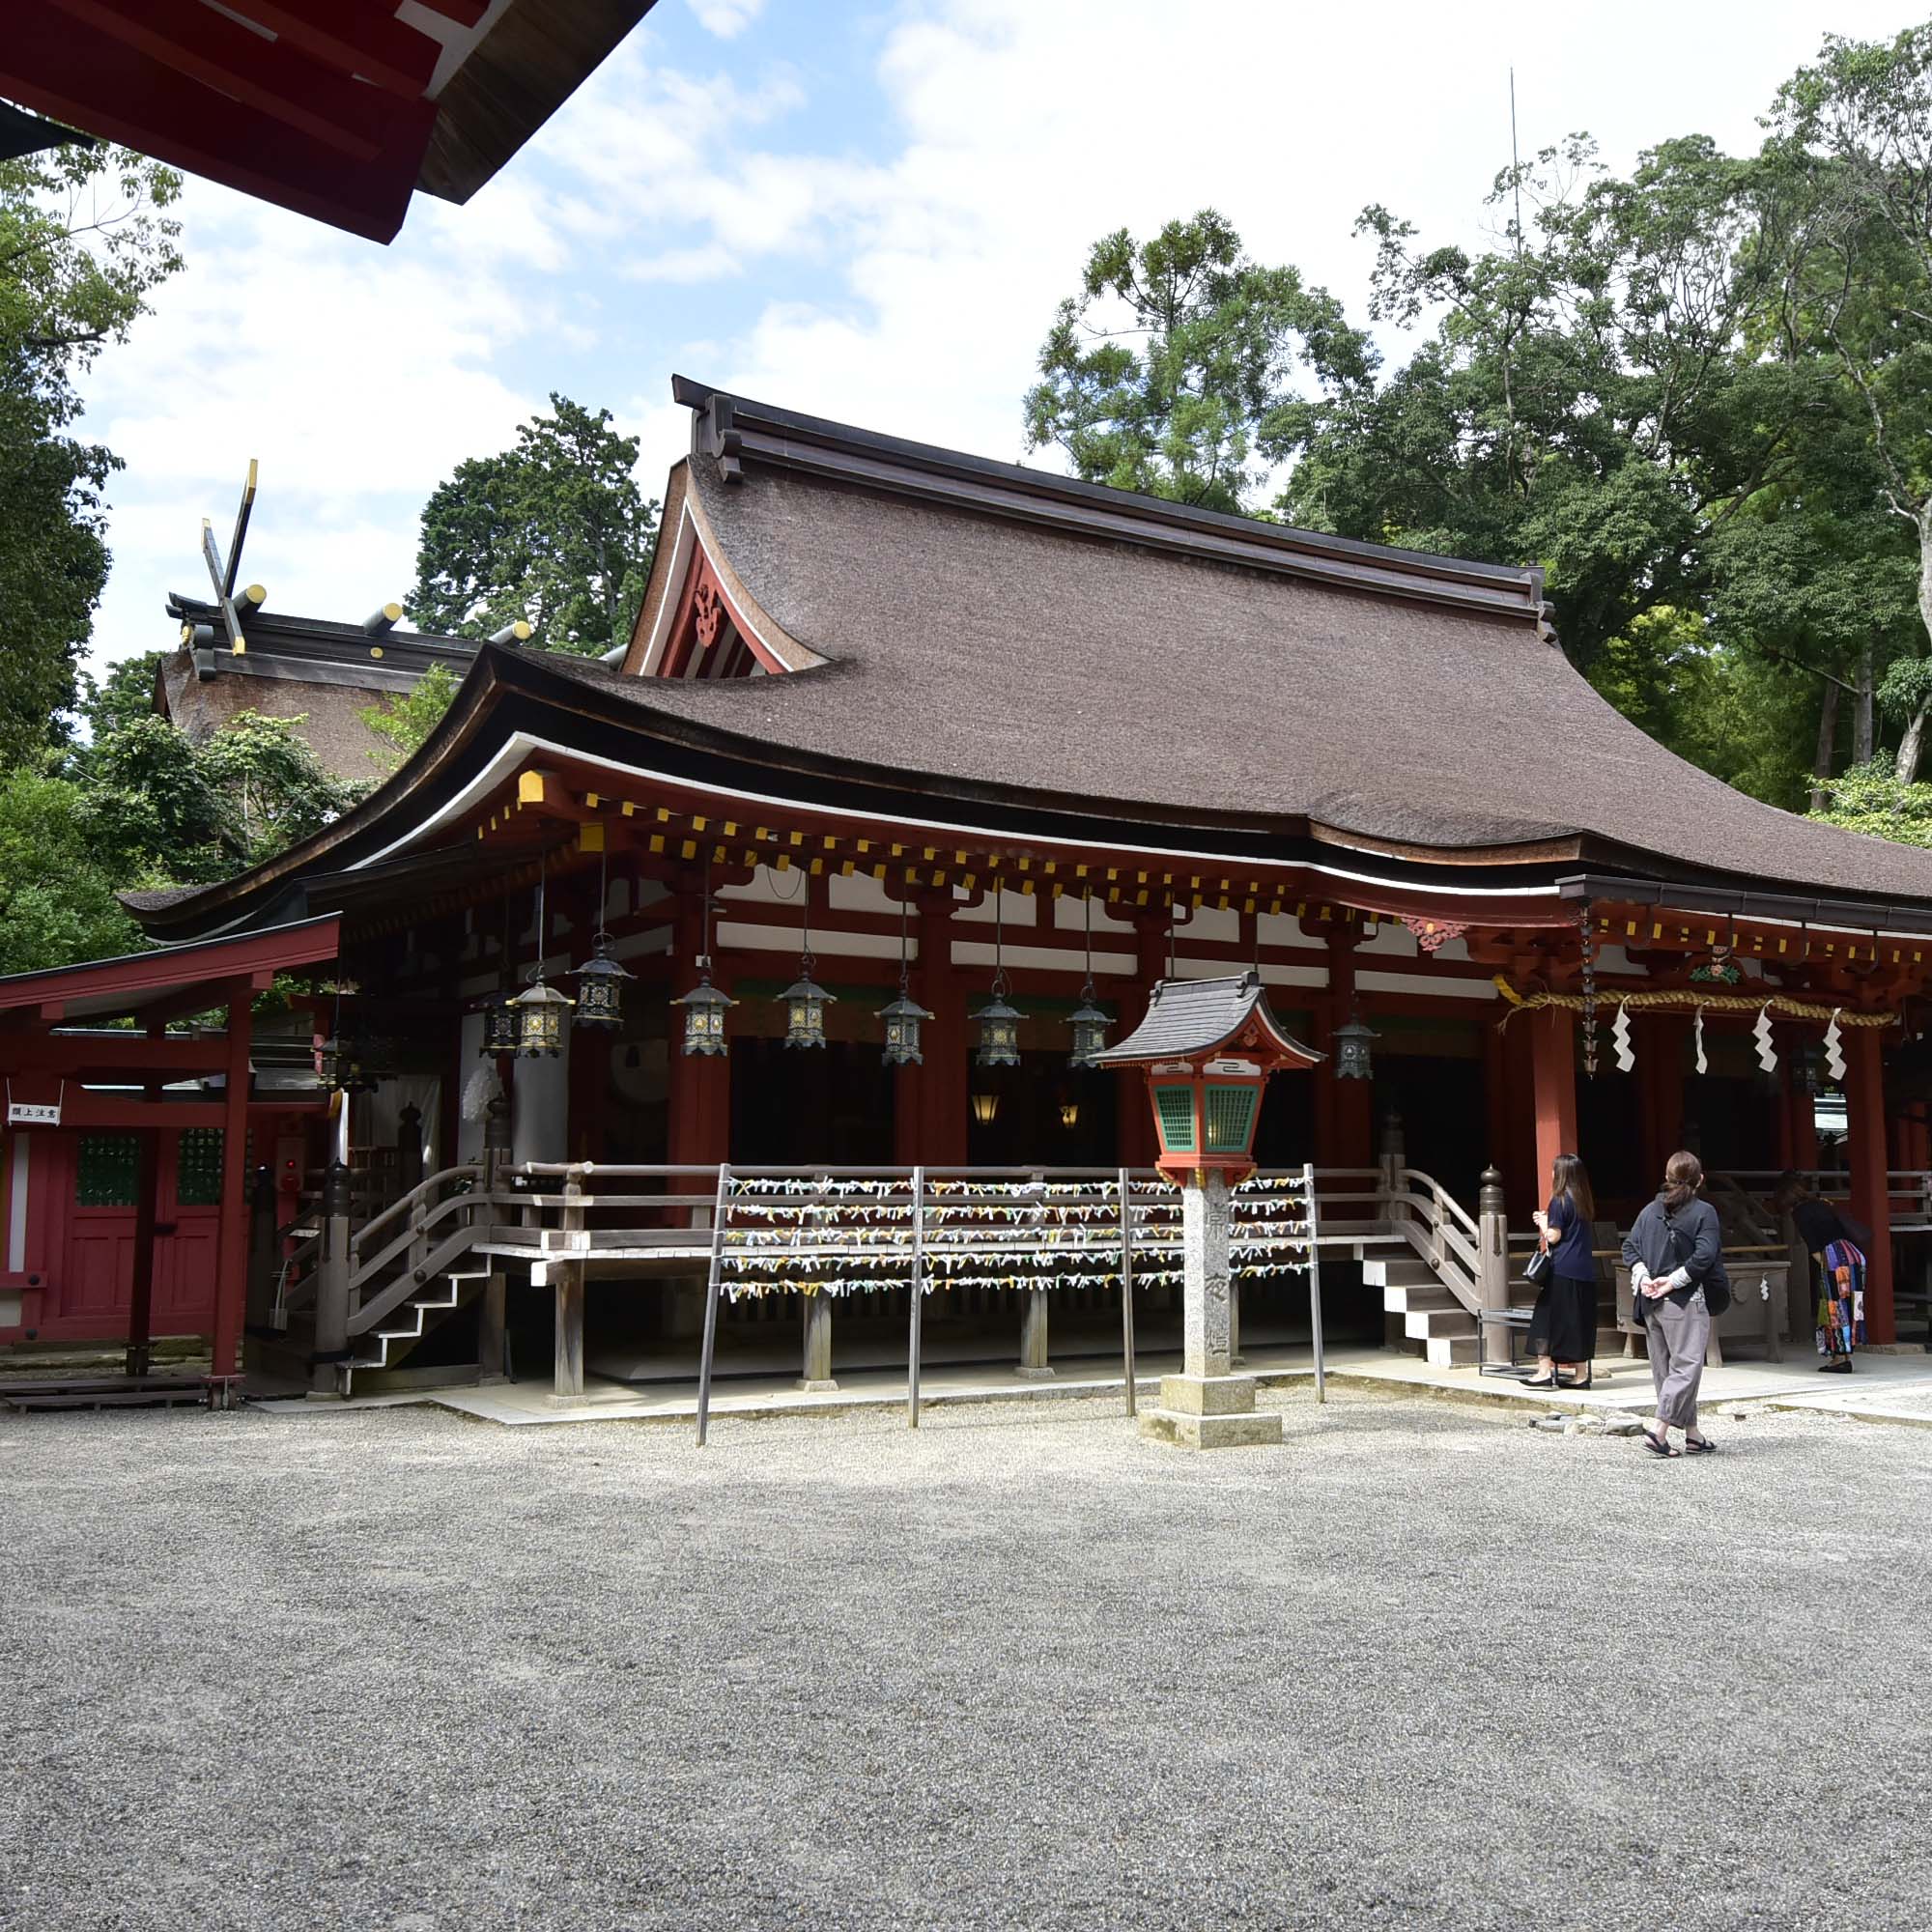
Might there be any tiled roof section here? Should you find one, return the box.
[591,385,1932,905]
[118,885,209,912]
[1096,972,1320,1065]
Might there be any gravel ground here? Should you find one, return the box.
[1,1387,1929,1932]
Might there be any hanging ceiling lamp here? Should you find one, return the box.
[672,856,735,1056]
[1066,889,1111,1069]
[879,896,933,1066]
[970,1091,1000,1125]
[480,888,520,1056]
[512,851,574,1057]
[780,877,835,1049]
[570,838,633,1030]
[972,885,1022,1066]
[1332,1003,1379,1081]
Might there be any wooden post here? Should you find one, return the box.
[669,881,731,1171]
[696,1163,732,1447]
[800,1293,836,1391]
[395,1102,424,1193]
[1528,1006,1577,1201]
[553,1164,586,1399]
[1018,1288,1052,1378]
[314,1159,352,1394]
[1303,1162,1327,1404]
[1116,914,1167,1169]
[1635,1013,1678,1194]
[1476,1165,1508,1371]
[244,1163,277,1333]
[1323,928,1372,1170]
[907,1166,925,1429]
[478,1094,510,1382]
[123,1124,160,1381]
[1118,1166,1137,1417]
[1844,1024,1896,1345]
[899,895,966,1167]
[209,979,253,1388]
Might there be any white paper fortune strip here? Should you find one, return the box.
[1612,1001,1634,1072]
[1825,1009,1846,1085]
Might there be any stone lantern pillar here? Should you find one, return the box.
[1097,972,1323,1449]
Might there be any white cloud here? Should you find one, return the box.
[75,0,1918,687]
[688,0,766,39]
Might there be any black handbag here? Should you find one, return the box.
[1523,1242,1552,1288]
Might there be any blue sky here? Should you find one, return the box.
[76,0,1919,678]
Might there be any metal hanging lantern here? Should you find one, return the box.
[1066,891,1111,1068]
[879,898,932,1065]
[970,1091,1000,1125]
[515,854,574,1057]
[1332,1005,1378,1081]
[673,964,734,1056]
[321,984,376,1094]
[972,887,1022,1066]
[570,842,632,1030]
[779,886,834,1049]
[673,860,733,1057]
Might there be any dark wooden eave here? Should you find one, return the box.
[167,593,478,696]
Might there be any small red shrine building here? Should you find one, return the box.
[7,379,1932,1377]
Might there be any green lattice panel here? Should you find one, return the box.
[176,1128,224,1207]
[1153,1084,1196,1152]
[1204,1085,1258,1153]
[76,1133,139,1208]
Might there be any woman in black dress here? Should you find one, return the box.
[1527,1152,1599,1390]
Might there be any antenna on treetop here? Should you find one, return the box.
[1509,67,1524,256]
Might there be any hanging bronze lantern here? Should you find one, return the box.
[1332,1005,1378,1081]
[1066,891,1111,1067]
[512,980,573,1057]
[781,953,835,1049]
[481,997,521,1056]
[973,887,1021,1066]
[673,963,734,1056]
[879,899,932,1065]
[571,943,633,1030]
[569,838,632,1030]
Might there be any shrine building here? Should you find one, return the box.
[5,378,1931,1398]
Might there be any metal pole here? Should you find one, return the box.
[1303,1161,1326,1405]
[695,1162,732,1447]
[907,1165,925,1430]
[1119,1166,1137,1417]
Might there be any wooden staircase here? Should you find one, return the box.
[1365,1167,1534,1368]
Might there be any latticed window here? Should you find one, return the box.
[175,1128,224,1206]
[76,1134,139,1207]
[1154,1084,1196,1151]
[1204,1086,1258,1153]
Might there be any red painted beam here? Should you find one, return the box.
[0,16,431,244]
[46,0,392,160]
[226,1,440,99]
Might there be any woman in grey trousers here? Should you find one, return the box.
[1622,1150,1722,1458]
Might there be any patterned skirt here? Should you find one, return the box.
[1815,1240,1866,1357]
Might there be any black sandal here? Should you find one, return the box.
[1683,1435,1718,1455]
[1641,1429,1677,1457]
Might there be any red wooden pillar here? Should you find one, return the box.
[1635,1013,1679,1195]
[123,1122,160,1380]
[210,978,254,1382]
[668,880,730,1170]
[1844,1024,1895,1344]
[1529,1005,1577,1206]
[1321,929,1372,1171]
[896,892,966,1167]
[1115,913,1167,1168]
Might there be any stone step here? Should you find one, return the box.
[1361,1256,1438,1289]
[1425,1333,1482,1367]
[1381,1284,1459,1316]
[1404,1306,1478,1341]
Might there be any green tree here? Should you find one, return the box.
[1810,753,1932,848]
[0,760,142,976]
[1769,25,1932,774]
[0,138,183,761]
[407,394,659,655]
[80,648,167,740]
[359,662,458,770]
[1022,211,1376,513]
[79,712,359,885]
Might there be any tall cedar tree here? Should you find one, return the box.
[407,395,660,656]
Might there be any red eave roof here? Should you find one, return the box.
[0,916,340,1025]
